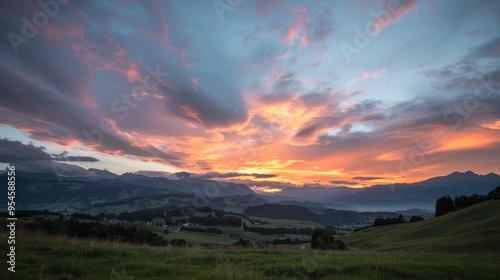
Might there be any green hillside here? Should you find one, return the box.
[340,200,500,252]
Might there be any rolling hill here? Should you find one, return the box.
[339,199,500,252]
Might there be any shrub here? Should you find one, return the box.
[409,215,424,223]
[311,228,345,250]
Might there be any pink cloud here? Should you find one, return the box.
[346,77,360,87]
[190,77,199,93]
[364,68,386,79]
[282,6,336,47]
[284,6,309,46]
[346,68,386,87]
[374,0,417,33]
[345,67,385,87]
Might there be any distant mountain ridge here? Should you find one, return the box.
[325,171,500,211]
[2,169,498,213]
[0,170,257,212]
[260,171,500,211]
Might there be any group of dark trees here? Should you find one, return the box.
[70,212,103,221]
[243,223,313,235]
[23,217,168,246]
[270,238,292,245]
[435,186,500,217]
[188,215,241,227]
[409,215,425,222]
[248,219,270,226]
[372,213,425,227]
[233,238,251,247]
[268,238,309,245]
[180,226,222,234]
[0,210,61,218]
[310,228,345,250]
[373,214,405,227]
[170,239,189,247]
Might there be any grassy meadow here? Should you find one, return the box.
[3,201,500,279]
[0,229,498,280]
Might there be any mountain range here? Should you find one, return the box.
[1,169,499,212]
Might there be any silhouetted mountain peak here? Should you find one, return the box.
[446,170,478,179]
[88,168,118,178]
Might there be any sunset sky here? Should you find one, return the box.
[1,0,499,191]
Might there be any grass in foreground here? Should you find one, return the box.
[2,231,499,280]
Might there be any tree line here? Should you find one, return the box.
[188,215,242,227]
[243,223,314,235]
[22,217,168,246]
[435,185,500,217]
[180,226,223,234]
[372,214,424,227]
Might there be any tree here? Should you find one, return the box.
[170,239,188,247]
[435,195,454,216]
[398,214,405,223]
[311,228,345,250]
[233,238,250,247]
[487,186,500,200]
[409,215,424,223]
